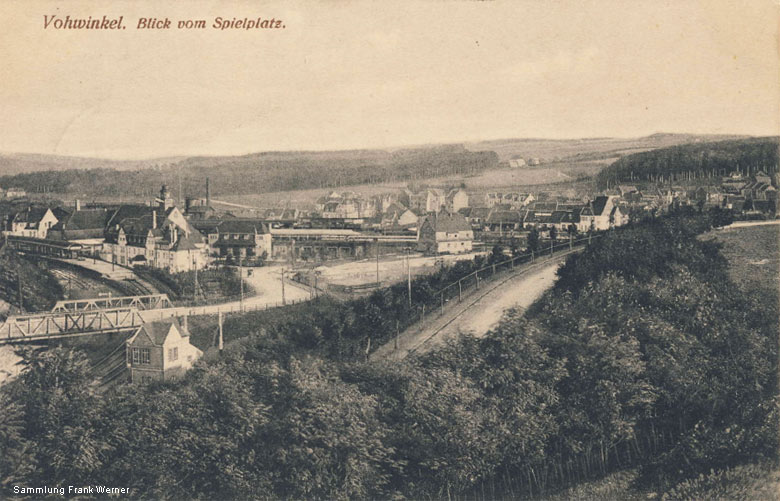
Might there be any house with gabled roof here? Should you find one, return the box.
[549,210,581,232]
[48,206,113,241]
[193,218,271,260]
[485,209,525,234]
[3,207,58,239]
[409,188,446,213]
[417,211,473,254]
[445,189,469,213]
[380,202,418,229]
[126,318,202,383]
[578,195,625,231]
[102,186,208,272]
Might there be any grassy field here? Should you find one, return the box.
[218,159,606,210]
[703,224,780,297]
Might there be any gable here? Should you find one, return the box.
[128,325,156,347]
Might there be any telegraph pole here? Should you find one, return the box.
[193,256,199,302]
[16,272,24,314]
[375,238,380,286]
[218,311,224,353]
[406,247,412,308]
[281,267,286,305]
[239,256,244,312]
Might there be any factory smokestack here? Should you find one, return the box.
[206,178,211,207]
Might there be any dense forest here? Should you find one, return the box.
[0,211,776,499]
[0,145,499,198]
[596,137,779,188]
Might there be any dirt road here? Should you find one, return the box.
[371,254,570,361]
[139,265,312,321]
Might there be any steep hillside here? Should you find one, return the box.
[0,243,63,317]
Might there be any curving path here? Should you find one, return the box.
[371,253,574,361]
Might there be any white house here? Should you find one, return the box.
[417,212,474,254]
[3,207,58,239]
[445,189,470,213]
[578,195,626,232]
[126,318,202,383]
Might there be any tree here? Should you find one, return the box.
[549,226,557,254]
[509,235,520,256]
[527,227,540,254]
[9,347,109,487]
[709,207,733,228]
[490,244,504,264]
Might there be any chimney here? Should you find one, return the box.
[74,199,81,211]
[152,210,157,229]
[185,197,192,212]
[181,314,188,333]
[206,178,211,207]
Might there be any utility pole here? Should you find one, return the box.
[16,272,24,314]
[281,267,286,305]
[193,256,199,302]
[406,247,412,308]
[239,256,244,312]
[375,238,380,286]
[218,311,224,353]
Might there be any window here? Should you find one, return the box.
[168,347,178,362]
[131,348,150,365]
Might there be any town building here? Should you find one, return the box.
[508,158,527,168]
[3,207,58,239]
[194,219,271,261]
[485,210,525,234]
[445,189,469,213]
[3,187,27,200]
[380,202,419,230]
[408,188,446,214]
[417,212,474,254]
[578,195,626,231]
[126,318,202,384]
[459,206,492,231]
[101,186,208,272]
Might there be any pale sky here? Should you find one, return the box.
[0,0,777,159]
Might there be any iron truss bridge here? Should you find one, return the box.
[0,308,145,344]
[51,294,172,313]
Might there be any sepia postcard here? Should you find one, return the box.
[0,0,778,499]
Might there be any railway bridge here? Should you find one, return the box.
[51,294,172,313]
[0,307,146,345]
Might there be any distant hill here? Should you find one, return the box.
[0,134,756,197]
[0,152,183,176]
[595,136,779,188]
[0,145,498,198]
[465,133,748,163]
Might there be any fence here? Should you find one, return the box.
[146,296,309,321]
[389,233,602,343]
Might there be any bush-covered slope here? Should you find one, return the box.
[0,244,63,316]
